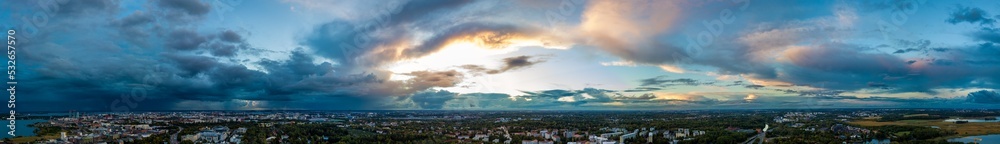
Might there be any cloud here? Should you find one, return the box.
[518,88,617,104]
[399,22,544,61]
[889,39,931,54]
[165,29,208,51]
[783,44,908,75]
[744,94,757,101]
[219,30,243,43]
[638,76,711,87]
[163,29,250,57]
[163,53,220,75]
[966,90,1000,104]
[111,11,157,43]
[298,0,544,74]
[647,92,718,103]
[579,0,688,64]
[10,0,422,111]
[970,28,1000,43]
[409,89,458,109]
[12,0,1000,111]
[460,55,547,74]
[745,85,765,89]
[623,87,662,92]
[303,20,542,73]
[557,96,576,102]
[157,0,211,16]
[112,11,156,28]
[36,0,121,17]
[498,55,541,72]
[403,70,464,92]
[947,6,996,25]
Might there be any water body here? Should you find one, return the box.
[24,113,70,117]
[0,119,48,139]
[949,134,1000,143]
[865,139,890,144]
[944,116,1000,123]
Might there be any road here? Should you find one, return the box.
[170,127,183,144]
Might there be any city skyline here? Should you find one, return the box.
[3,0,1000,111]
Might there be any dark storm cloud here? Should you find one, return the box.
[638,76,710,87]
[623,87,662,92]
[154,52,346,102]
[409,90,458,109]
[785,90,949,105]
[206,30,250,57]
[672,5,1000,95]
[784,44,908,76]
[113,11,156,27]
[111,11,156,39]
[710,42,924,92]
[219,30,243,43]
[301,0,480,71]
[206,42,239,57]
[613,93,657,100]
[383,0,474,26]
[301,20,376,69]
[403,70,464,92]
[947,6,996,26]
[890,39,931,54]
[963,43,1000,64]
[42,0,120,16]
[497,55,542,72]
[164,53,220,75]
[744,85,765,89]
[885,43,1000,92]
[460,55,547,75]
[157,0,211,16]
[779,44,911,90]
[971,28,1000,43]
[520,89,577,98]
[164,29,250,57]
[966,90,1000,104]
[9,0,422,111]
[153,0,214,23]
[166,29,208,51]
[867,82,890,89]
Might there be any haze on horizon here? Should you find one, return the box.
[3,0,1000,111]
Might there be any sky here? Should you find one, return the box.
[2,0,1000,111]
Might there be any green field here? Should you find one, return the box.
[851,119,1000,136]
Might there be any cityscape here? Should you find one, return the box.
[1,109,997,143]
[4,0,1000,143]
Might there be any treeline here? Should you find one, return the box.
[241,123,453,144]
[877,114,948,122]
[865,125,956,141]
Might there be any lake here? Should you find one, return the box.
[944,116,1000,123]
[949,134,1000,143]
[866,139,890,144]
[0,119,49,139]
